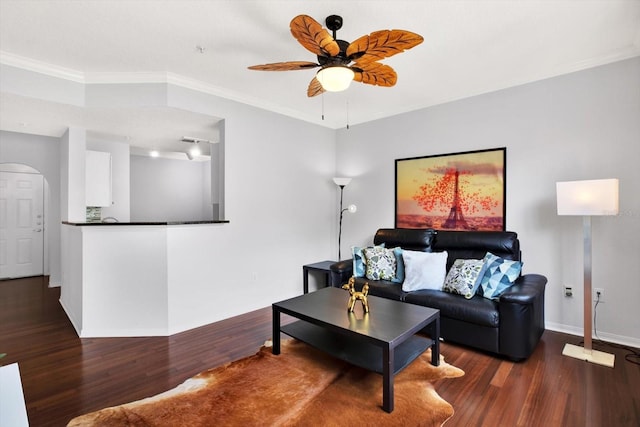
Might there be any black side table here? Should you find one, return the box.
[302,260,336,294]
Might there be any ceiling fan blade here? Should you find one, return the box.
[353,62,397,87]
[307,77,326,97]
[248,61,320,71]
[290,15,340,57]
[347,30,423,64]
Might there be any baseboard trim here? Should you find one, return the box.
[58,298,81,337]
[78,328,169,338]
[546,322,640,349]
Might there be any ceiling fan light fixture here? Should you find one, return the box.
[317,66,354,92]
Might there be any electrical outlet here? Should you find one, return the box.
[594,288,605,303]
[564,286,573,297]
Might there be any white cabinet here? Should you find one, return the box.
[86,150,112,207]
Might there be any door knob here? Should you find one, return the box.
[34,228,42,232]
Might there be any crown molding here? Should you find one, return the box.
[0,51,85,83]
[84,71,168,84]
[162,73,328,127]
[5,48,637,132]
[0,51,335,128]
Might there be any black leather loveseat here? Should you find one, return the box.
[330,228,547,361]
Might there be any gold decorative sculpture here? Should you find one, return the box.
[342,277,370,313]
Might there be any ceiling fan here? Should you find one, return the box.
[248,14,423,97]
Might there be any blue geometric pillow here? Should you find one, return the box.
[479,252,523,300]
[352,244,385,278]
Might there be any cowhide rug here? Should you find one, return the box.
[68,339,464,426]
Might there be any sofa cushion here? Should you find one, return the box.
[363,246,397,281]
[480,252,523,300]
[353,277,405,301]
[443,258,486,299]
[401,250,448,292]
[374,228,437,252]
[404,290,500,328]
[431,230,520,270]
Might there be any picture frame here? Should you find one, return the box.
[395,147,506,231]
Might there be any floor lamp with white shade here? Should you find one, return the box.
[556,178,619,368]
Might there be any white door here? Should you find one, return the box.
[0,172,44,279]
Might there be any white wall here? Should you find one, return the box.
[0,63,84,106]
[165,85,339,309]
[59,225,83,331]
[130,155,211,222]
[336,57,640,347]
[60,128,86,222]
[63,223,296,337]
[202,156,213,219]
[80,226,169,336]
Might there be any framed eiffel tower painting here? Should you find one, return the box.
[395,147,506,231]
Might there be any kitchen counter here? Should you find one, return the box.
[62,220,229,226]
[60,221,232,338]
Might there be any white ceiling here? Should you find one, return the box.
[1,1,639,148]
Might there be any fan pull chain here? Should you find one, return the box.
[346,100,350,130]
[321,92,325,121]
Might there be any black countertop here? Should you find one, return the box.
[62,220,229,226]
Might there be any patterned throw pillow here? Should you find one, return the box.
[479,252,523,300]
[363,246,397,281]
[352,244,385,278]
[443,259,486,299]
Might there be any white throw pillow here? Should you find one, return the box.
[401,250,448,292]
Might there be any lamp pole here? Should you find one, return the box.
[338,184,346,260]
[582,215,593,353]
[333,177,355,261]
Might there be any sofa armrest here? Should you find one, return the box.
[499,274,547,304]
[498,273,547,360]
[330,260,353,287]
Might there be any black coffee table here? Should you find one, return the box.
[272,287,440,413]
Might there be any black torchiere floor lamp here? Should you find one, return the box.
[333,177,357,260]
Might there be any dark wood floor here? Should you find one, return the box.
[1,277,639,426]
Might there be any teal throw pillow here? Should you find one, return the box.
[479,252,523,300]
[443,258,486,299]
[391,247,404,284]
